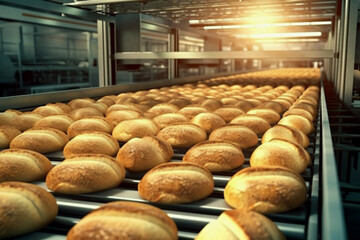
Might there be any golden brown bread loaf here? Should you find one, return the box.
[212,107,245,123]
[157,123,207,148]
[10,113,43,131]
[10,127,69,153]
[69,107,104,120]
[106,103,144,114]
[67,116,113,139]
[183,140,244,172]
[67,98,95,109]
[116,136,173,172]
[0,181,58,239]
[66,201,178,240]
[224,166,307,214]
[46,102,73,114]
[250,138,310,173]
[63,131,119,158]
[190,112,226,134]
[152,113,188,129]
[195,209,285,240]
[199,98,223,111]
[283,108,315,122]
[261,124,310,148]
[0,110,20,126]
[46,154,125,194]
[138,162,214,204]
[278,115,315,134]
[105,109,143,126]
[230,115,271,136]
[146,103,180,116]
[0,149,52,182]
[246,108,281,125]
[112,118,159,142]
[33,114,74,133]
[32,105,64,116]
[290,102,317,117]
[209,125,258,149]
[177,106,210,119]
[0,125,22,149]
[234,100,255,112]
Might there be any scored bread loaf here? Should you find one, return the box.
[209,124,258,149]
[10,127,69,153]
[67,116,113,139]
[32,105,64,116]
[0,125,22,149]
[116,136,173,172]
[195,209,285,240]
[10,113,43,131]
[69,107,104,120]
[46,154,125,194]
[105,109,143,126]
[230,115,271,136]
[0,181,58,239]
[190,112,226,134]
[66,201,178,240]
[0,149,52,182]
[262,124,310,148]
[278,115,315,134]
[177,106,210,119]
[246,108,281,125]
[112,118,159,142]
[156,123,207,148]
[63,131,119,158]
[282,108,315,122]
[152,113,188,129]
[138,162,214,204]
[224,166,307,214]
[250,138,310,173]
[33,114,74,133]
[212,107,245,123]
[183,140,244,172]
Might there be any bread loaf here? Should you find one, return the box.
[183,140,244,172]
[157,123,207,148]
[146,103,179,116]
[67,201,178,240]
[116,136,173,171]
[0,149,52,182]
[67,98,95,109]
[32,105,64,116]
[46,154,125,194]
[152,113,188,129]
[195,209,285,240]
[278,115,315,134]
[212,107,245,123]
[0,111,19,126]
[234,100,255,112]
[63,131,119,158]
[69,107,103,120]
[230,115,271,136]
[138,162,214,204]
[261,124,310,148]
[0,125,22,149]
[10,113,43,131]
[209,125,258,149]
[190,112,226,134]
[33,114,74,133]
[112,118,159,142]
[283,108,315,122]
[67,116,113,138]
[177,106,210,119]
[105,109,143,126]
[246,108,281,125]
[46,102,72,114]
[224,166,307,214]
[10,127,69,153]
[0,181,58,239]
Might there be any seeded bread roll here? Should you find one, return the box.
[33,114,74,133]
[0,149,52,182]
[116,136,173,172]
[0,125,22,149]
[262,124,310,148]
[190,112,226,134]
[224,166,307,214]
[138,162,214,204]
[67,116,113,139]
[152,113,188,129]
[67,201,178,240]
[195,209,285,240]
[157,123,207,148]
[10,113,43,131]
[63,131,119,158]
[250,138,311,173]
[183,140,244,172]
[46,154,125,194]
[209,125,258,149]
[230,115,271,136]
[10,127,69,153]
[0,181,58,239]
[278,115,315,134]
[112,118,159,142]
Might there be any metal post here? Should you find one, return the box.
[337,0,347,98]
[97,20,111,87]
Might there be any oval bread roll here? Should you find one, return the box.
[157,123,207,148]
[278,115,315,134]
[262,124,310,148]
[33,114,74,133]
[68,98,95,109]
[0,149,52,182]
[146,103,179,116]
[230,115,271,136]
[10,113,43,131]
[116,136,173,172]
[0,125,22,149]
[105,109,143,126]
[250,138,310,173]
[177,106,209,119]
[138,162,214,204]
[67,116,113,139]
[212,107,245,123]
[69,107,103,120]
[195,209,285,240]
[190,112,226,134]
[67,201,178,240]
[112,118,159,142]
[183,140,244,172]
[209,125,258,149]
[0,111,19,126]
[283,108,315,122]
[247,108,281,125]
[46,154,125,194]
[10,127,69,153]
[152,113,188,129]
[63,131,119,158]
[224,166,307,214]
[0,181,58,239]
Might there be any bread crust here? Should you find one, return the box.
[278,115,315,134]
[190,112,226,134]
[247,108,281,125]
[112,118,159,142]
[262,124,310,148]
[152,113,188,129]
[67,116,113,139]
[10,113,43,131]
[230,115,271,136]
[0,125,22,149]
[33,114,74,133]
